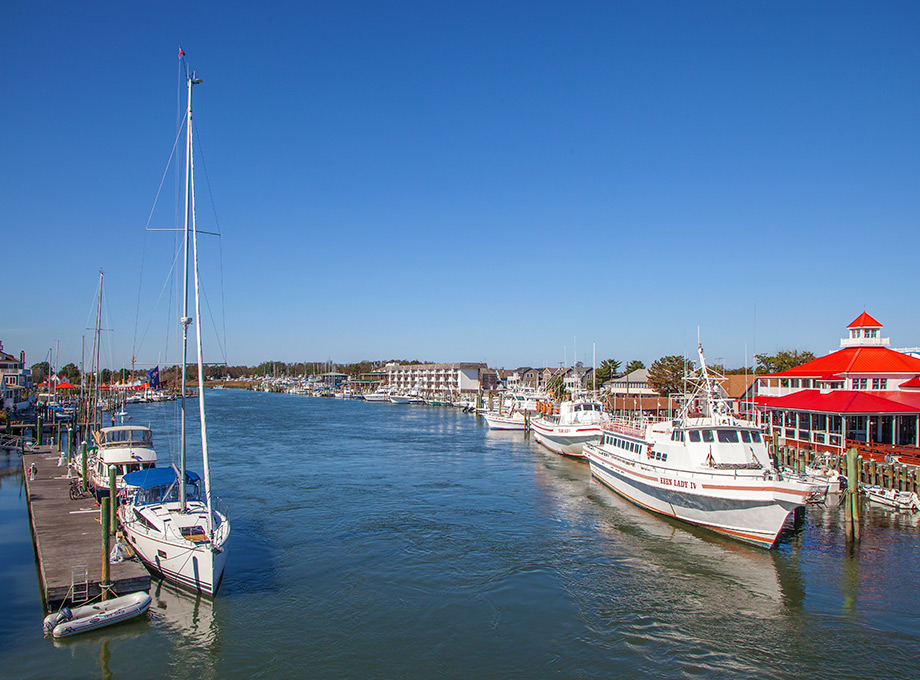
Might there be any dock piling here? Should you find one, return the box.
[101,497,111,600]
[108,465,117,535]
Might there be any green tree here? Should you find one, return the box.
[754,350,815,375]
[647,356,686,396]
[625,359,645,375]
[59,363,81,383]
[595,358,621,385]
[31,361,50,385]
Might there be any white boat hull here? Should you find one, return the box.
[482,412,526,430]
[120,501,229,596]
[530,419,601,458]
[586,447,810,548]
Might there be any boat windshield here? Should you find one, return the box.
[134,481,200,506]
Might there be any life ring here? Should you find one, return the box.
[646,445,653,458]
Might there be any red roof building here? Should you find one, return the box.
[752,314,920,452]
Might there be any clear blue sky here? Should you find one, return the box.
[3,1,919,372]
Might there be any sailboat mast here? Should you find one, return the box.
[179,73,196,513]
[188,103,215,535]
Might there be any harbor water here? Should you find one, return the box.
[2,389,920,679]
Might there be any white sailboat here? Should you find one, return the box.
[120,65,230,595]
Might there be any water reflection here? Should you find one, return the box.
[150,578,217,646]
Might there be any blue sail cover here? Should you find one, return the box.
[121,467,200,489]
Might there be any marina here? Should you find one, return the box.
[3,391,920,677]
[4,4,920,677]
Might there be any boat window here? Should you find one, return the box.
[662,453,668,461]
[740,430,752,443]
[702,430,714,443]
[717,430,740,443]
[688,431,701,442]
[751,432,762,443]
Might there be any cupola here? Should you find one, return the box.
[840,312,889,348]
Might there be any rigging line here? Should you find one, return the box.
[199,279,227,365]
[144,124,185,233]
[192,117,229,363]
[136,240,184,363]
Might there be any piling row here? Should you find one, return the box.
[774,445,919,494]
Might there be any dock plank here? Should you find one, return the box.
[22,446,150,611]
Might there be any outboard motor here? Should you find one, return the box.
[43,607,73,633]
[838,475,848,492]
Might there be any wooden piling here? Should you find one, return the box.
[108,465,117,535]
[101,497,110,600]
[81,441,88,492]
[845,447,860,543]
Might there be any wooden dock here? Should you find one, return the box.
[22,445,150,611]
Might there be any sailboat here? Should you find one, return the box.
[119,64,230,595]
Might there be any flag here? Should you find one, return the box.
[146,366,160,388]
[178,47,185,59]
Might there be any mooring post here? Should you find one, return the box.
[108,465,117,535]
[81,441,88,492]
[101,497,111,601]
[845,446,859,542]
[36,414,42,446]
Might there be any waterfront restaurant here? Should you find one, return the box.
[753,313,920,453]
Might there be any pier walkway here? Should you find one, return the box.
[22,445,149,611]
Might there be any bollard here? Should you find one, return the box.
[81,441,88,492]
[108,465,117,535]
[101,497,111,601]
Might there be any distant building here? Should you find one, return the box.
[605,369,656,396]
[754,313,920,451]
[386,362,490,394]
[0,341,32,411]
[719,374,756,415]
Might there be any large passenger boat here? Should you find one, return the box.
[530,398,606,458]
[585,345,822,548]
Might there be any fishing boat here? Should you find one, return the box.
[482,409,527,430]
[42,591,152,639]
[585,344,823,549]
[85,424,158,498]
[862,485,920,512]
[119,63,230,596]
[530,398,606,458]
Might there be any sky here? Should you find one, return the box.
[2,1,919,373]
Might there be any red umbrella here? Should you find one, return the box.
[55,381,76,389]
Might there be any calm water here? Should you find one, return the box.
[2,390,920,679]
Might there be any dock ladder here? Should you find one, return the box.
[71,565,89,604]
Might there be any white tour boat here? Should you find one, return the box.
[119,64,230,596]
[86,425,158,498]
[585,344,823,549]
[530,398,607,458]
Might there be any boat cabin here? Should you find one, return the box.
[122,467,202,506]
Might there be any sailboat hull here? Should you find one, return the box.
[120,501,229,596]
